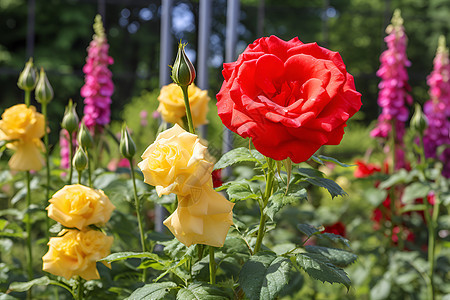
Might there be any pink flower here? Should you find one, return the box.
[423,36,450,178]
[81,15,114,132]
[371,10,412,171]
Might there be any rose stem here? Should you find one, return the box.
[87,152,93,187]
[254,158,275,253]
[209,246,216,284]
[41,102,51,238]
[129,157,147,282]
[76,276,84,300]
[25,170,33,296]
[180,85,195,134]
[24,90,33,300]
[68,132,74,185]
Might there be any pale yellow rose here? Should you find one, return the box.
[157,83,209,127]
[0,104,45,171]
[163,180,234,247]
[42,228,113,280]
[47,184,115,230]
[138,124,213,196]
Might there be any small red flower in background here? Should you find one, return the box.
[354,160,381,178]
[323,221,346,237]
[217,35,362,163]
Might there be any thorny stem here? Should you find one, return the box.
[129,158,147,282]
[254,158,275,254]
[25,171,33,299]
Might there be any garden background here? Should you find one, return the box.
[0,0,449,299]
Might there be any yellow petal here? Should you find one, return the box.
[8,140,44,171]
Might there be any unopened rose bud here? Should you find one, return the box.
[78,122,94,149]
[35,68,54,104]
[119,125,136,159]
[61,100,79,135]
[411,103,428,134]
[171,42,196,87]
[17,58,38,91]
[73,147,88,172]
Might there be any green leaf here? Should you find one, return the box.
[101,252,161,263]
[363,188,387,207]
[8,277,51,292]
[295,253,351,289]
[297,224,322,238]
[177,282,231,300]
[214,147,262,170]
[226,182,259,201]
[264,188,307,221]
[400,204,427,214]
[305,177,347,198]
[315,155,354,168]
[378,169,410,189]
[125,282,177,300]
[401,182,430,204]
[305,246,357,267]
[318,233,351,249]
[239,251,291,300]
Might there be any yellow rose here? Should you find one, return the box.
[157,83,209,127]
[163,180,234,247]
[42,228,113,280]
[0,104,45,171]
[138,124,213,196]
[47,184,115,230]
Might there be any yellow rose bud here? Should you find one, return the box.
[46,184,115,230]
[138,124,213,196]
[42,228,113,280]
[157,83,210,128]
[17,57,38,91]
[0,104,45,171]
[35,67,54,104]
[171,42,196,87]
[163,180,234,247]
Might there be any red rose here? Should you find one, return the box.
[217,36,362,163]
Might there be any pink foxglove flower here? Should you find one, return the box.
[371,10,412,170]
[80,15,114,131]
[59,130,72,169]
[423,36,450,178]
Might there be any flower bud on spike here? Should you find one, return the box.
[120,125,136,159]
[35,68,54,104]
[61,100,79,135]
[78,122,94,149]
[73,147,88,172]
[171,42,196,87]
[17,58,38,91]
[411,103,428,135]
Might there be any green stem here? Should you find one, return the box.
[254,158,275,254]
[77,170,82,185]
[129,158,147,282]
[181,85,195,134]
[68,133,74,185]
[209,246,216,285]
[425,194,440,300]
[87,152,93,188]
[25,90,31,107]
[76,277,83,300]
[42,102,51,238]
[25,171,33,299]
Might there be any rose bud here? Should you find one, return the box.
[410,103,428,135]
[73,147,88,172]
[78,122,94,149]
[61,100,79,135]
[35,68,54,104]
[171,42,196,87]
[17,57,38,91]
[119,125,136,159]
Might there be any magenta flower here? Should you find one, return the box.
[81,15,114,131]
[423,36,450,177]
[371,10,412,170]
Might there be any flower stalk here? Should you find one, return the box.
[209,246,216,284]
